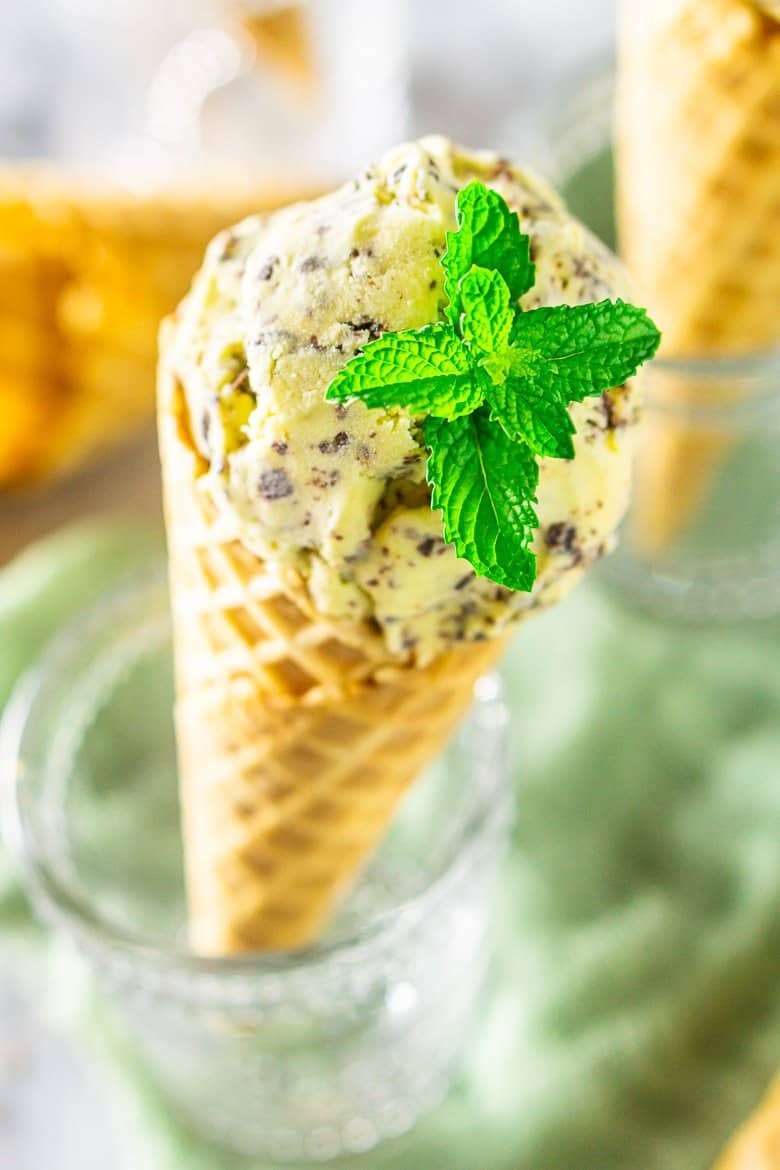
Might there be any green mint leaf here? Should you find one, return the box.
[442,181,535,327]
[425,409,539,592]
[459,266,513,353]
[325,323,484,419]
[484,378,576,459]
[507,299,661,401]
[321,171,662,598]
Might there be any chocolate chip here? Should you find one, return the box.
[201,411,211,442]
[310,469,340,489]
[270,440,288,455]
[455,573,474,591]
[545,522,583,564]
[318,431,349,454]
[335,403,349,419]
[573,256,598,282]
[257,468,293,500]
[545,522,576,550]
[417,538,437,557]
[601,390,624,430]
[257,256,278,281]
[300,255,324,273]
[344,318,384,341]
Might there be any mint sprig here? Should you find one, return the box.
[326,180,661,592]
[442,182,535,326]
[426,411,539,591]
[328,323,483,419]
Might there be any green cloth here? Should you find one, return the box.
[2,524,780,1169]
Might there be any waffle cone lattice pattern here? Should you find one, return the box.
[617,0,780,550]
[617,0,780,356]
[159,349,508,954]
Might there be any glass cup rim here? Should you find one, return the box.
[643,348,780,425]
[1,565,509,980]
[653,348,780,379]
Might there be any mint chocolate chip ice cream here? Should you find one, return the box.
[169,136,640,663]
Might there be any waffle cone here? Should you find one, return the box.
[631,418,729,554]
[713,1076,780,1169]
[617,0,780,549]
[158,331,509,955]
[0,165,314,488]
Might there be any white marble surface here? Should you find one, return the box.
[0,2,615,1164]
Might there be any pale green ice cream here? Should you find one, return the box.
[170,136,640,663]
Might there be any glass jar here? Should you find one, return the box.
[2,569,511,1162]
[522,63,780,621]
[609,352,780,619]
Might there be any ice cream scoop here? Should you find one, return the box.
[171,136,640,665]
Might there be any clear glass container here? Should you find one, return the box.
[525,63,780,621]
[609,353,780,620]
[2,569,511,1162]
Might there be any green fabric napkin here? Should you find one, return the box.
[2,523,780,1170]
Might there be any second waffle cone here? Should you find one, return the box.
[159,333,509,955]
[617,0,780,552]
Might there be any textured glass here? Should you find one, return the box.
[3,571,511,1161]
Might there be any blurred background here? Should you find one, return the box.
[3,0,614,161]
[2,3,780,1169]
[0,0,616,561]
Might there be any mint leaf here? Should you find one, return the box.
[425,410,539,592]
[507,299,661,401]
[484,378,576,459]
[459,266,513,353]
[325,323,483,418]
[322,178,662,597]
[442,182,535,326]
